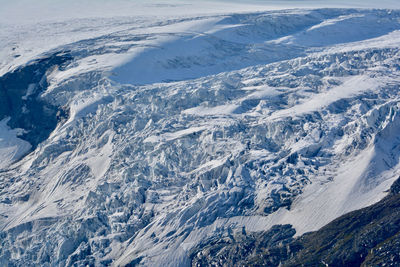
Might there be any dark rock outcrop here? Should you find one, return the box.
[190,225,297,267]
[190,176,400,267]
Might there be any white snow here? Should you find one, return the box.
[0,118,31,170]
[144,126,207,143]
[183,104,239,116]
[269,75,378,120]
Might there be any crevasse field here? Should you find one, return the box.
[1,0,400,266]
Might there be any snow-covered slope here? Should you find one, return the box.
[1,3,400,266]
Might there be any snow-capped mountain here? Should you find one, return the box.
[1,1,400,266]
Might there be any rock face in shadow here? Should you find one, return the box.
[0,51,71,149]
[190,177,400,267]
[190,225,298,267]
[283,177,400,267]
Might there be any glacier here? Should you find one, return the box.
[0,1,400,266]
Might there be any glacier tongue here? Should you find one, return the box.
[1,7,400,267]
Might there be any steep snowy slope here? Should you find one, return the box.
[0,3,400,267]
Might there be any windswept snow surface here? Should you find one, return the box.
[1,2,400,266]
[0,118,31,170]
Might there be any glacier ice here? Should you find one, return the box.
[0,7,400,267]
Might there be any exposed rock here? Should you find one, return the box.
[190,225,297,267]
[190,176,400,267]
